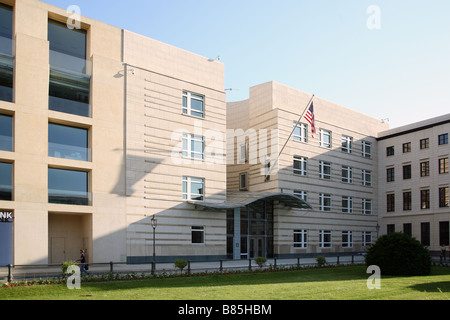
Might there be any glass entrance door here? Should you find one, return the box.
[250,237,265,258]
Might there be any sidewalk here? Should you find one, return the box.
[0,255,366,282]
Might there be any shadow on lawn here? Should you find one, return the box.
[409,281,450,294]
[78,265,369,292]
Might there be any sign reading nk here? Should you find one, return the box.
[0,211,13,223]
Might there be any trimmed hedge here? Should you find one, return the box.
[365,232,432,276]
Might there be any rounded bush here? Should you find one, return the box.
[365,232,431,276]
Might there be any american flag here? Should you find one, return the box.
[304,103,316,138]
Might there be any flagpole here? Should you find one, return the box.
[264,94,315,182]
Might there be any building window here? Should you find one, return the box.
[48,168,90,205]
[421,222,430,246]
[341,135,353,153]
[420,161,430,177]
[402,142,411,153]
[48,20,90,117]
[342,196,353,213]
[294,190,308,202]
[387,224,395,234]
[439,187,449,208]
[403,164,412,180]
[293,156,307,176]
[362,170,372,186]
[438,133,448,145]
[362,141,372,158]
[420,189,430,209]
[320,230,332,248]
[342,231,353,248]
[320,193,332,212]
[0,4,13,103]
[239,143,248,163]
[0,114,13,152]
[191,226,204,244]
[403,191,412,211]
[420,138,429,150]
[182,91,204,118]
[48,123,90,161]
[439,158,449,174]
[293,229,307,248]
[293,122,307,143]
[239,172,248,191]
[319,129,332,148]
[387,194,395,212]
[0,162,12,201]
[319,161,331,180]
[362,199,372,215]
[342,166,353,183]
[403,223,412,237]
[182,133,204,160]
[387,167,395,182]
[362,232,372,247]
[439,222,449,246]
[182,177,204,201]
[386,146,394,157]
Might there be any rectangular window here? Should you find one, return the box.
[182,176,204,201]
[386,146,394,157]
[362,141,372,158]
[403,164,412,180]
[403,223,412,237]
[439,187,449,208]
[319,161,331,180]
[294,190,308,202]
[421,222,430,246]
[0,114,13,151]
[48,20,90,117]
[421,189,430,209]
[439,133,448,145]
[362,199,372,215]
[439,222,449,246]
[0,4,13,103]
[342,231,353,248]
[387,224,395,234]
[420,161,430,177]
[48,168,89,205]
[387,194,395,212]
[183,91,204,118]
[439,158,449,174]
[342,166,353,183]
[293,156,307,176]
[402,142,411,153]
[320,230,332,248]
[420,138,429,150]
[319,129,332,148]
[191,226,205,244]
[48,123,90,161]
[403,191,412,211]
[387,167,395,182]
[0,162,12,201]
[342,196,353,213]
[320,193,332,212]
[362,232,372,247]
[362,170,372,186]
[293,122,307,143]
[239,172,248,191]
[293,229,307,248]
[341,135,353,153]
[182,133,204,160]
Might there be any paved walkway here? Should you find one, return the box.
[0,255,366,282]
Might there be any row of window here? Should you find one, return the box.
[294,122,373,158]
[386,158,449,182]
[293,156,373,186]
[293,230,373,248]
[387,221,450,247]
[386,133,448,157]
[386,187,449,212]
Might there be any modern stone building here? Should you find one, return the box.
[0,0,448,266]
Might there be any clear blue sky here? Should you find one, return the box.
[41,0,450,128]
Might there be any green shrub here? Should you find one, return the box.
[61,260,77,275]
[316,256,326,267]
[254,257,267,268]
[174,259,188,273]
[365,232,431,276]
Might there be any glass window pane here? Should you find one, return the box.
[0,162,12,201]
[0,114,13,151]
[49,123,89,161]
[48,168,89,205]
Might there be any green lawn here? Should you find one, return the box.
[1,265,450,300]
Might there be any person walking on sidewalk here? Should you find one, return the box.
[76,249,90,277]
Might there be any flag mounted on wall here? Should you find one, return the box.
[304,102,316,138]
